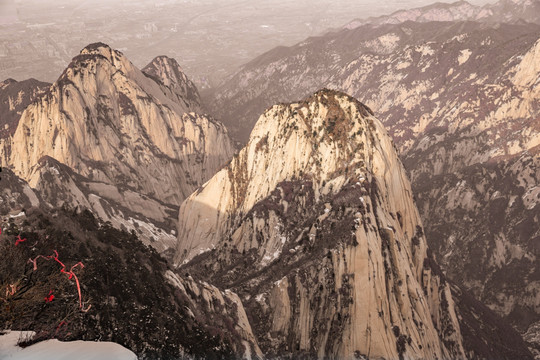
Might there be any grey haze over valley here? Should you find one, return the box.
[1,0,496,87]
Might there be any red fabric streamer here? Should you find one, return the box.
[28,253,55,271]
[28,250,91,311]
[55,321,68,335]
[45,290,55,302]
[15,235,27,246]
[5,284,16,297]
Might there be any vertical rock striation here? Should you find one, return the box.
[206,19,540,333]
[176,89,532,359]
[0,43,235,251]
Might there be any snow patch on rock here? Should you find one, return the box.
[0,330,137,360]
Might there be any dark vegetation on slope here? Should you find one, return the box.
[423,251,534,360]
[412,151,540,331]
[0,207,238,359]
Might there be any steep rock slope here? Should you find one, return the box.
[176,90,532,359]
[0,43,234,250]
[3,43,234,204]
[207,20,540,332]
[27,156,179,253]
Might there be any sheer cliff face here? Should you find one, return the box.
[5,43,234,204]
[207,19,540,331]
[175,90,489,359]
[0,43,234,250]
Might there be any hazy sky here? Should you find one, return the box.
[0,0,500,84]
[2,0,499,26]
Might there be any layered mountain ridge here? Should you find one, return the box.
[206,17,540,336]
[344,0,540,30]
[0,43,235,251]
[175,89,532,359]
[142,55,203,112]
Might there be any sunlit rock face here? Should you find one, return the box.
[176,90,532,359]
[0,43,234,252]
[207,19,540,331]
[4,43,234,203]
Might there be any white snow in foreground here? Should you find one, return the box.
[0,331,137,360]
[9,212,25,219]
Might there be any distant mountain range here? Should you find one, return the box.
[344,0,540,29]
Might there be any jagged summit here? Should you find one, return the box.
[247,89,385,182]
[56,42,135,88]
[142,55,202,111]
[144,55,186,81]
[173,89,532,359]
[1,43,234,250]
[70,42,121,68]
[81,41,113,52]
[175,89,414,263]
[292,88,374,130]
[78,42,126,63]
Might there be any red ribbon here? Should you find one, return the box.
[45,290,55,302]
[15,235,27,246]
[28,250,91,311]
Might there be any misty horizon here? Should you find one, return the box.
[1,0,499,86]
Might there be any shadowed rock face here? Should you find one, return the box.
[0,78,50,139]
[176,89,533,359]
[0,167,42,214]
[206,18,540,332]
[142,55,203,113]
[0,43,235,252]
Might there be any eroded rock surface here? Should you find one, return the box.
[177,90,532,359]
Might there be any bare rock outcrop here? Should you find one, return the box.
[176,90,532,359]
[0,43,235,251]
